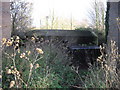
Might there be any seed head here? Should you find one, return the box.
[11,70,16,74]
[6,40,13,46]
[31,37,35,41]
[36,48,43,54]
[2,38,7,45]
[35,63,40,69]
[16,36,20,40]
[9,81,15,88]
[26,51,31,55]
[6,69,12,74]
[20,53,26,58]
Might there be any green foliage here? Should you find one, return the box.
[75,27,105,45]
[2,35,119,88]
[73,41,120,88]
[80,66,106,88]
[92,29,105,45]
[2,36,78,88]
[75,27,92,31]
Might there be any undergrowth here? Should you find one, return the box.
[1,35,120,89]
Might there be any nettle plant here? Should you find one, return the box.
[2,36,44,88]
[2,35,77,88]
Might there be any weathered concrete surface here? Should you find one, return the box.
[26,29,97,37]
[1,2,11,39]
[24,29,98,46]
[107,2,120,87]
[0,2,11,86]
[107,2,120,53]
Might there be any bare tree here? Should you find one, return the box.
[88,0,105,31]
[40,9,77,30]
[10,0,32,35]
[50,9,59,29]
[51,9,55,29]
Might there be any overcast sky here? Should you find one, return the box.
[28,0,107,28]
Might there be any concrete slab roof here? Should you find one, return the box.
[25,29,97,38]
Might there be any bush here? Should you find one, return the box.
[2,36,78,88]
[2,35,119,88]
[72,40,120,88]
[75,27,105,45]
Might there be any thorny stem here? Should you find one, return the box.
[4,51,29,87]
[19,77,28,87]
[13,48,18,88]
[27,66,33,87]
[27,53,42,86]
[4,52,14,61]
[3,51,18,87]
[71,66,87,88]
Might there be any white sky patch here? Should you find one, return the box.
[27,0,107,28]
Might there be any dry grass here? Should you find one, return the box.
[74,40,120,88]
